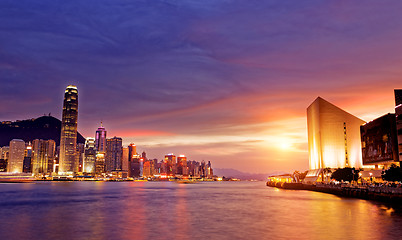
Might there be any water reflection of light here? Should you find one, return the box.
[175,184,189,239]
[123,182,145,240]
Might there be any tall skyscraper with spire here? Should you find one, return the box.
[95,123,107,152]
[59,85,78,174]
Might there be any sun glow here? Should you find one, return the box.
[279,141,292,150]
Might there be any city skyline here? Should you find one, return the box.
[1,1,402,173]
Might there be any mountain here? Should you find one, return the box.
[0,116,85,146]
[213,168,287,181]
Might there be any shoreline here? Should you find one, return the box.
[266,181,402,204]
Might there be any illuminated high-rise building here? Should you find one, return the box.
[95,152,105,176]
[59,85,78,174]
[165,153,176,176]
[128,143,136,161]
[95,123,107,152]
[143,159,154,177]
[7,139,25,173]
[83,137,96,174]
[122,147,129,171]
[23,143,33,173]
[176,155,187,176]
[105,137,123,172]
[31,139,56,175]
[395,89,402,163]
[307,97,365,169]
[0,146,9,161]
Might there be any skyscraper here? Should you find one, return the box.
[59,85,78,174]
[105,137,123,172]
[307,97,365,169]
[122,147,129,171]
[165,153,176,176]
[95,152,105,176]
[95,123,107,152]
[31,139,56,175]
[176,155,187,176]
[83,138,96,174]
[7,139,25,173]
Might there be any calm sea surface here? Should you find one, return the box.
[0,181,401,240]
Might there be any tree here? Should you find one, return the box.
[382,164,402,182]
[331,168,360,182]
[322,167,332,182]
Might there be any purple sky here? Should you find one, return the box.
[1,0,402,173]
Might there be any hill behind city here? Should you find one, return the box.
[0,116,85,147]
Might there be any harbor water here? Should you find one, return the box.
[0,181,401,240]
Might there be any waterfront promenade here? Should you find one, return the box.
[267,181,402,203]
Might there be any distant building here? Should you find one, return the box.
[22,142,32,173]
[0,146,9,161]
[95,123,107,153]
[83,138,96,174]
[129,154,141,178]
[122,147,129,171]
[307,97,365,169]
[128,143,136,162]
[59,85,78,174]
[395,89,402,163]
[95,152,105,176]
[76,143,85,173]
[0,146,9,172]
[23,143,32,173]
[128,143,141,177]
[143,160,154,178]
[7,139,25,173]
[165,153,176,176]
[31,139,56,175]
[206,161,213,178]
[0,159,7,172]
[105,137,122,172]
[176,155,187,176]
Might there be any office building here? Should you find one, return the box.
[106,137,123,172]
[307,97,365,169]
[95,123,107,152]
[0,147,9,172]
[83,138,96,174]
[143,159,154,178]
[31,139,56,175]
[129,154,141,178]
[95,152,105,176]
[7,139,25,173]
[122,147,129,171]
[23,143,32,173]
[176,155,187,176]
[165,153,176,176]
[59,85,78,174]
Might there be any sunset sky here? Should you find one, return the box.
[0,1,401,173]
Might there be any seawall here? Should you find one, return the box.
[266,181,402,203]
